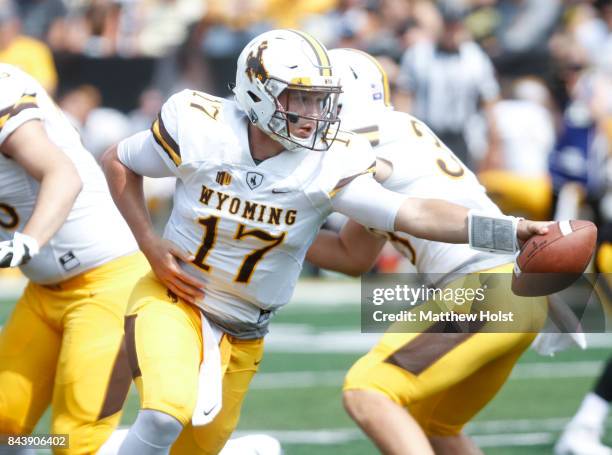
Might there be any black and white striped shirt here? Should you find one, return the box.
[397,40,499,134]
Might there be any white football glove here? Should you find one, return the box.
[0,232,40,268]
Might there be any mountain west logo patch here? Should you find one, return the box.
[246,172,264,190]
[245,41,269,83]
[216,171,232,186]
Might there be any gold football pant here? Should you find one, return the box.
[478,170,552,220]
[0,253,148,454]
[344,263,546,436]
[597,242,612,273]
[125,272,264,455]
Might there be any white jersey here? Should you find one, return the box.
[120,90,378,338]
[0,64,137,284]
[366,110,513,276]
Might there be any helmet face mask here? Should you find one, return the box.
[270,83,342,151]
[234,30,342,152]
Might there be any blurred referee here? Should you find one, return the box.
[395,5,501,170]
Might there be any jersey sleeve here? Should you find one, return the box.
[149,90,186,172]
[0,71,44,147]
[327,132,378,198]
[117,130,176,178]
[331,173,406,232]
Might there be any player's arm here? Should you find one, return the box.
[101,131,206,304]
[479,99,503,171]
[0,120,82,267]
[306,221,386,276]
[331,174,551,251]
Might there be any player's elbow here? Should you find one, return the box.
[62,159,83,197]
[345,257,376,276]
[334,250,377,276]
[100,144,130,183]
[47,151,82,198]
[100,144,119,173]
[393,197,423,233]
[340,266,363,277]
[70,167,83,195]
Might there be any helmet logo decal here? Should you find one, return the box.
[246,41,269,83]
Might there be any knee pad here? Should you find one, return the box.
[133,409,183,448]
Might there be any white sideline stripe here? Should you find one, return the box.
[3,322,610,353]
[266,326,612,354]
[586,333,612,348]
[109,418,612,449]
[290,279,361,306]
[234,420,612,446]
[266,325,379,353]
[462,417,610,433]
[472,432,554,447]
[229,429,558,447]
[253,370,342,389]
[234,429,363,445]
[468,417,570,433]
[251,360,604,389]
[0,279,361,306]
[510,360,604,379]
[2,325,609,355]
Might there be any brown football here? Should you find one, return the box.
[511,220,597,297]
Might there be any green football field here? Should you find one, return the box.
[1,286,611,455]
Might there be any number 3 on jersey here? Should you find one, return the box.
[192,215,286,283]
[0,203,19,230]
[410,119,465,179]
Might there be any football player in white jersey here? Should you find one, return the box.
[306,48,550,455]
[0,64,149,454]
[101,30,549,455]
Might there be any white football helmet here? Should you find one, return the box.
[233,29,342,151]
[329,48,393,132]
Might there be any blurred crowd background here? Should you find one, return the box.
[1,0,611,274]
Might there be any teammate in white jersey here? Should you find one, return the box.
[101,30,549,455]
[306,48,549,455]
[0,64,148,454]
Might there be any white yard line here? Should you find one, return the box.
[231,418,612,447]
[24,429,603,453]
[252,360,605,390]
[229,429,561,448]
[266,325,612,354]
[94,419,611,453]
[266,326,379,353]
[234,429,364,445]
[252,370,343,389]
[511,360,604,379]
[586,333,612,348]
[289,279,361,306]
[467,417,569,433]
[471,432,554,447]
